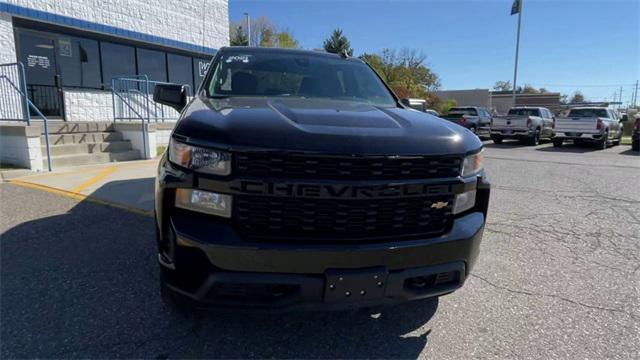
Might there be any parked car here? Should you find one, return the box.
[442,107,492,137]
[152,47,491,311]
[402,98,440,116]
[632,115,639,151]
[553,107,623,148]
[490,107,555,145]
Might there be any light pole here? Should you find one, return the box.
[244,12,251,47]
[511,0,523,108]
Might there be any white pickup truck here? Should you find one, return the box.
[553,107,623,149]
[490,107,554,145]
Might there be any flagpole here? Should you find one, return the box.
[512,0,523,107]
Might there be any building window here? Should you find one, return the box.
[193,57,211,89]
[57,37,101,88]
[168,53,194,91]
[137,48,167,82]
[100,42,136,87]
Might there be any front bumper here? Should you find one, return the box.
[155,156,490,310]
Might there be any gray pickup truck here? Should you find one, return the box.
[490,107,555,145]
[553,107,623,149]
[442,107,492,137]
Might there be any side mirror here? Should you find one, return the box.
[620,115,628,122]
[400,98,411,107]
[153,84,187,112]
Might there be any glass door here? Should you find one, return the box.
[17,32,65,119]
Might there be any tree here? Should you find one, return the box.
[493,81,512,91]
[229,23,248,46]
[439,98,458,115]
[274,29,300,48]
[323,28,354,56]
[360,48,441,107]
[569,91,585,104]
[522,84,539,94]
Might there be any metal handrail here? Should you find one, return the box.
[0,62,51,171]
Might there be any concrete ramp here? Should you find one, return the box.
[9,159,158,215]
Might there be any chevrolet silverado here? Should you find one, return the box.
[152,47,490,311]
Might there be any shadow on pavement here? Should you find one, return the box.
[618,148,639,156]
[1,179,439,359]
[482,141,536,149]
[535,143,601,153]
[89,177,156,213]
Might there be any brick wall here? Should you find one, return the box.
[0,13,15,63]
[63,89,114,122]
[4,0,229,50]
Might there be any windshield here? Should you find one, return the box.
[508,108,540,116]
[206,52,397,107]
[568,108,608,118]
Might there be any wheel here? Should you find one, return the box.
[528,128,541,146]
[160,270,195,317]
[491,136,503,144]
[612,128,622,146]
[599,131,609,150]
[552,139,563,147]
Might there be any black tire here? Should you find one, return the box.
[612,128,622,146]
[491,136,503,144]
[632,139,639,151]
[552,139,563,147]
[599,131,609,150]
[160,268,198,317]
[528,128,541,146]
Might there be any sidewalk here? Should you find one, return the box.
[8,159,158,216]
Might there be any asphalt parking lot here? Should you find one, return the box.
[1,141,638,359]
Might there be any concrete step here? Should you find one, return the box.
[43,150,141,169]
[44,132,123,145]
[41,140,133,156]
[39,122,114,134]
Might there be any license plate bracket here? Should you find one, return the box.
[324,267,388,303]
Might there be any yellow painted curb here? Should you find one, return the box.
[9,180,154,218]
[71,166,117,193]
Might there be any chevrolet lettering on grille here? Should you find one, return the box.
[229,180,453,199]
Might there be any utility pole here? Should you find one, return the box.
[633,80,638,107]
[511,0,523,108]
[619,86,623,109]
[244,12,251,47]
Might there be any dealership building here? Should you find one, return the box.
[0,0,228,170]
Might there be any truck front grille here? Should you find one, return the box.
[234,195,454,241]
[235,153,462,180]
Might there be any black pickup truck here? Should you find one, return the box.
[152,47,490,311]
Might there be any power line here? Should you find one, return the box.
[526,83,636,88]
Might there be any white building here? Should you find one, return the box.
[0,1,228,171]
[1,0,229,121]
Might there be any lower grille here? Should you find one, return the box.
[234,195,454,241]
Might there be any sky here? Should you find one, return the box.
[228,0,640,105]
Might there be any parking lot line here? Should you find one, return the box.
[71,165,117,193]
[9,179,154,218]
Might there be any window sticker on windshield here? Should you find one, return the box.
[225,55,251,63]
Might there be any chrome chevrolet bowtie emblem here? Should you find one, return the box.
[431,201,449,209]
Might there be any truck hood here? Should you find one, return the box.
[173,97,481,155]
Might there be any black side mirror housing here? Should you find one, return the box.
[400,98,411,107]
[153,84,187,112]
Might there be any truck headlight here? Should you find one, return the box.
[169,138,231,175]
[461,150,484,177]
[175,188,232,218]
[453,190,476,214]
